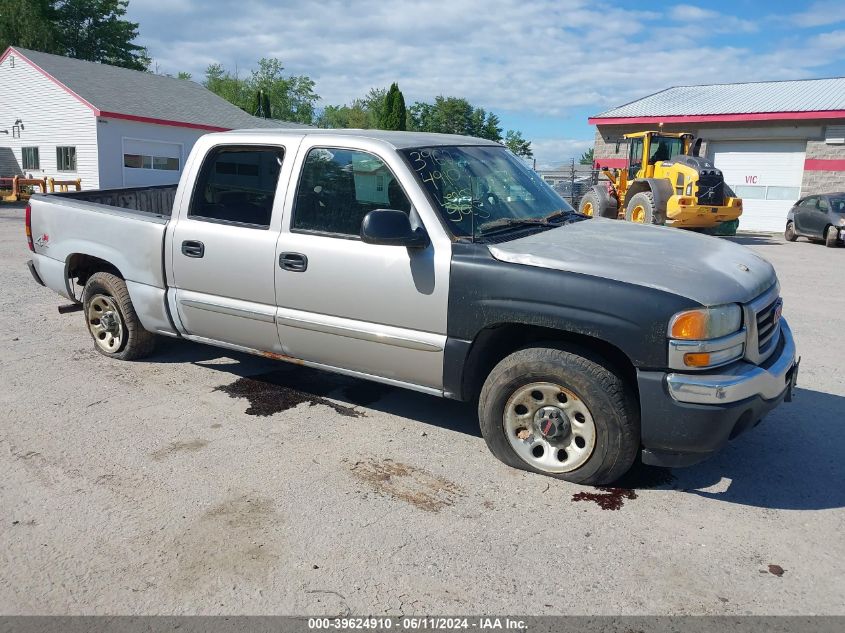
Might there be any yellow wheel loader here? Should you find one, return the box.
[578,131,743,230]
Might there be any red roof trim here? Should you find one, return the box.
[804,158,845,171]
[99,111,230,132]
[589,111,845,125]
[2,46,100,113]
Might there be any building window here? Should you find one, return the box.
[124,154,180,171]
[56,146,77,171]
[22,147,40,170]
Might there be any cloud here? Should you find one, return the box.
[668,5,758,33]
[782,1,845,27]
[128,0,845,126]
[530,137,594,170]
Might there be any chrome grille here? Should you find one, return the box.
[743,284,781,365]
[756,297,780,353]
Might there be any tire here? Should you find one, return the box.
[478,346,640,485]
[82,272,156,360]
[624,191,665,225]
[578,189,617,219]
[825,225,840,248]
[785,221,798,242]
[578,191,600,218]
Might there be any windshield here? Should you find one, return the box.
[648,136,684,163]
[401,145,575,239]
[829,197,845,213]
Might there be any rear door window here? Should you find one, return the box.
[189,146,284,228]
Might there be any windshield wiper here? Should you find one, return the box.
[477,217,549,234]
[478,209,576,234]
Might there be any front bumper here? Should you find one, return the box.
[637,319,798,468]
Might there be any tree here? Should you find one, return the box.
[0,0,59,54]
[579,148,594,165]
[202,58,319,124]
[407,96,504,142]
[54,0,149,70]
[254,89,271,118]
[176,71,192,80]
[315,87,387,129]
[380,82,406,131]
[505,130,533,158]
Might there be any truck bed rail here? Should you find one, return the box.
[49,184,178,215]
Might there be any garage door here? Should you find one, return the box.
[707,140,805,232]
[122,139,183,187]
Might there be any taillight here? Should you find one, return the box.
[25,203,34,252]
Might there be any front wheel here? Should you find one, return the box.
[478,346,640,485]
[825,225,840,248]
[785,221,798,242]
[624,191,665,225]
[82,272,156,360]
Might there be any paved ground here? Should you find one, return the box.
[1,201,843,616]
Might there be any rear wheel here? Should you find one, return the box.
[578,191,598,217]
[624,191,664,225]
[82,272,156,360]
[785,221,797,242]
[825,225,840,248]
[478,346,640,485]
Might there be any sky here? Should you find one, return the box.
[128,0,845,168]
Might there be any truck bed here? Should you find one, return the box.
[28,185,174,328]
[48,184,178,219]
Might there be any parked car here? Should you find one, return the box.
[25,130,798,485]
[785,193,845,247]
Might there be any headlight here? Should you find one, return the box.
[668,304,745,370]
[669,304,742,340]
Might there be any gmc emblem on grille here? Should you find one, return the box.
[773,301,783,325]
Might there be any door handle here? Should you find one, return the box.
[279,252,308,272]
[181,240,205,258]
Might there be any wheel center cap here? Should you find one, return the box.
[101,312,118,333]
[534,406,570,439]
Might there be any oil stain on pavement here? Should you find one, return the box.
[349,457,464,512]
[570,464,676,510]
[215,367,391,417]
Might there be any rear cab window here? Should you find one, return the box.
[189,145,285,229]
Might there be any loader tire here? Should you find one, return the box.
[82,272,156,361]
[625,191,665,225]
[579,190,616,219]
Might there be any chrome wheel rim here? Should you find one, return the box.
[503,382,597,473]
[87,294,124,353]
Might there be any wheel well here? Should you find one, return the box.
[625,180,651,203]
[461,324,638,402]
[66,254,123,296]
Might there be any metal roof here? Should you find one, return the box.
[592,77,845,120]
[6,47,303,131]
[230,128,501,149]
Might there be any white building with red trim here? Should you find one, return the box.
[0,46,299,190]
[590,78,845,232]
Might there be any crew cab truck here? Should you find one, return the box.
[25,130,799,484]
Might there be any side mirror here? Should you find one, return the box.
[361,209,429,248]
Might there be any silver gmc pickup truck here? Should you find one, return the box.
[25,130,799,484]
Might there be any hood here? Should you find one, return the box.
[487,219,776,306]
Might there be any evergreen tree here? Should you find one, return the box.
[380,82,407,131]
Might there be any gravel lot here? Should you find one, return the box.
[1,201,843,616]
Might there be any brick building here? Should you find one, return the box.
[589,78,845,232]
